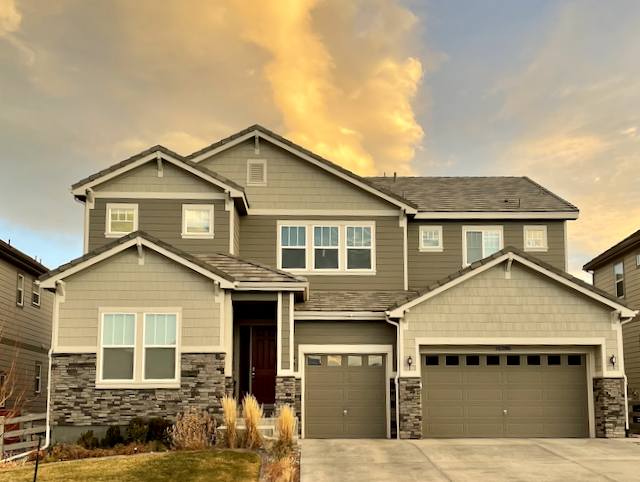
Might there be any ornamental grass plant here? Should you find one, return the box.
[222,395,239,449]
[241,395,263,450]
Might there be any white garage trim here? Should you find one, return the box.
[414,338,602,438]
[298,344,394,439]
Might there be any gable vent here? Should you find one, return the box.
[247,160,267,185]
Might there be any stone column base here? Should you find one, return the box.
[399,378,422,439]
[594,378,626,438]
[275,376,296,416]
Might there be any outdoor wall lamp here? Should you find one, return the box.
[407,355,413,370]
[610,354,617,369]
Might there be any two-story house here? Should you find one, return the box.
[1,239,52,416]
[39,125,635,442]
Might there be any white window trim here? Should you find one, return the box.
[181,204,215,239]
[35,363,42,394]
[636,254,640,266]
[614,262,625,299]
[419,225,443,252]
[105,203,138,238]
[142,312,180,383]
[344,225,375,272]
[246,159,267,185]
[32,283,40,307]
[313,224,341,272]
[462,225,504,267]
[276,221,376,275]
[16,273,24,306]
[97,308,182,389]
[98,312,137,384]
[523,225,548,252]
[279,225,308,271]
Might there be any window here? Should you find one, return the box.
[486,355,500,366]
[568,355,582,366]
[247,159,267,185]
[637,254,640,266]
[281,226,306,269]
[314,226,339,270]
[144,314,178,380]
[348,356,362,367]
[106,204,138,237]
[182,205,214,238]
[425,356,439,366]
[507,355,520,366]
[327,355,342,367]
[34,363,42,394]
[16,273,24,306]
[101,314,136,380]
[307,355,321,366]
[419,226,443,252]
[615,262,625,298]
[466,355,480,366]
[463,226,503,265]
[524,226,548,251]
[445,355,459,366]
[368,355,383,367]
[547,355,561,366]
[527,355,541,366]
[32,282,40,307]
[346,226,372,269]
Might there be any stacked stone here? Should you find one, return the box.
[594,378,626,438]
[399,378,422,439]
[275,376,296,415]
[295,378,302,435]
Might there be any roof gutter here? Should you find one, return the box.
[413,211,579,220]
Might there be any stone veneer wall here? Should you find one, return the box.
[594,378,626,438]
[390,379,397,439]
[295,378,302,435]
[50,353,227,427]
[398,378,422,439]
[275,376,296,415]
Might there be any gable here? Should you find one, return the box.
[93,160,225,194]
[198,139,399,212]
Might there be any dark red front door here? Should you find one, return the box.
[251,326,276,404]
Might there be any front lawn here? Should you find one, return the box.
[0,450,261,482]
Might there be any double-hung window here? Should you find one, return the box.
[182,205,214,238]
[346,226,372,269]
[34,363,42,394]
[106,204,138,237]
[419,226,443,252]
[524,226,548,252]
[463,226,503,265]
[32,283,40,307]
[101,313,136,381]
[314,226,339,270]
[614,262,625,298]
[280,226,306,269]
[16,273,24,306]
[144,314,178,380]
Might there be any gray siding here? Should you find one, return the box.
[57,248,221,349]
[89,198,230,254]
[233,207,240,256]
[281,293,291,370]
[93,161,225,193]
[623,318,640,392]
[294,320,396,371]
[408,220,566,289]
[199,139,398,211]
[239,215,404,291]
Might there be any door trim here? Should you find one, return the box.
[298,344,393,439]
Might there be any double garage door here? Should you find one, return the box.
[422,353,589,438]
[305,353,387,438]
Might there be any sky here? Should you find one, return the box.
[1,0,639,281]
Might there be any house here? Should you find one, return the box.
[584,229,640,432]
[0,239,52,416]
[39,125,635,442]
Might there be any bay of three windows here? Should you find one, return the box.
[280,224,373,271]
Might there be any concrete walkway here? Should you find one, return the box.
[301,438,640,482]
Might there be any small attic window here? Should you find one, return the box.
[247,159,267,185]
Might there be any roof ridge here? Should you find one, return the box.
[522,176,578,212]
[583,227,640,270]
[0,238,49,273]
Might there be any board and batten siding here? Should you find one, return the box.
[239,215,404,290]
[294,320,396,372]
[403,263,617,374]
[408,220,567,290]
[92,161,225,194]
[88,199,230,254]
[199,139,398,211]
[56,248,221,349]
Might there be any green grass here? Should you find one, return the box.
[0,450,261,482]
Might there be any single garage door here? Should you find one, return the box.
[305,354,387,438]
[422,353,589,438]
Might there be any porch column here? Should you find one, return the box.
[398,378,422,439]
[594,378,626,437]
[275,376,296,414]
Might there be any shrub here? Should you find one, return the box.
[76,429,99,449]
[101,425,124,448]
[170,407,216,450]
[264,454,298,482]
[147,417,172,444]
[125,417,149,444]
[222,395,238,449]
[242,394,263,450]
[271,405,295,458]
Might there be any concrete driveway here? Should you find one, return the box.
[301,438,640,482]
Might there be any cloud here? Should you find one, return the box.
[0,0,33,64]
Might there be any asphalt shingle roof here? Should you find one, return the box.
[366,176,578,213]
[295,290,418,312]
[195,253,307,283]
[583,228,640,271]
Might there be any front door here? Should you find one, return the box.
[251,326,276,404]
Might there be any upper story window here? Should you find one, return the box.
[614,262,625,298]
[524,226,548,252]
[281,226,307,269]
[182,204,214,239]
[247,159,267,185]
[277,221,376,274]
[419,226,443,252]
[32,282,40,307]
[106,203,138,237]
[16,273,24,307]
[463,226,503,266]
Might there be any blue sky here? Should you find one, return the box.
[1,0,639,280]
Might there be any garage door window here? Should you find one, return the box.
[486,355,500,365]
[307,355,321,366]
[527,355,541,365]
[466,355,480,366]
[445,355,459,366]
[568,355,582,365]
[368,355,383,366]
[507,355,520,366]
[348,356,362,367]
[327,355,342,367]
[548,355,561,365]
[425,356,439,366]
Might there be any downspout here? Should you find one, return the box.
[385,316,401,440]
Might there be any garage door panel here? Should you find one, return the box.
[427,405,464,418]
[306,406,345,418]
[307,423,345,438]
[427,423,465,436]
[307,389,344,401]
[547,423,587,437]
[347,423,386,438]
[466,372,502,383]
[346,388,385,402]
[467,388,503,401]
[467,405,504,418]
[347,371,385,384]
[547,388,584,401]
[308,371,344,384]
[426,388,463,401]
[506,405,544,418]
[467,423,504,436]
[506,388,543,400]
[426,372,464,384]
[505,372,542,384]
[507,423,545,436]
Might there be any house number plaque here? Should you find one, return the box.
[495,346,512,352]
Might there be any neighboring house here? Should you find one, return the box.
[0,239,52,415]
[39,125,635,442]
[584,229,640,430]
